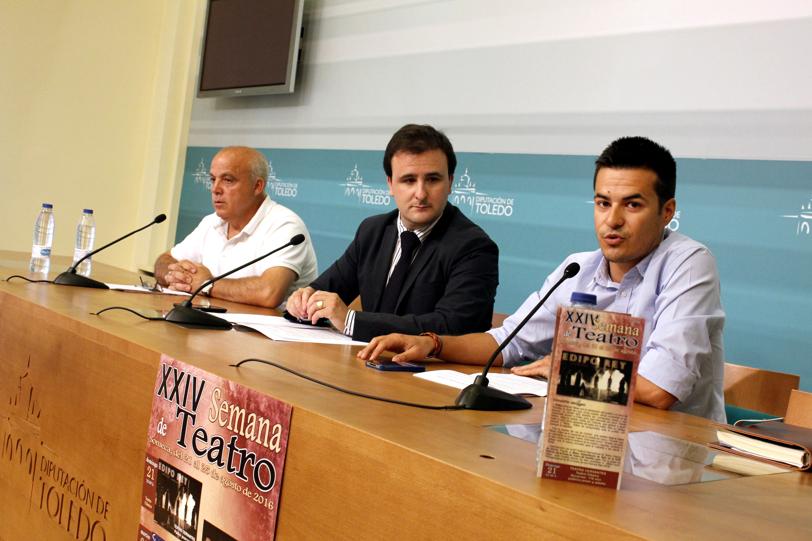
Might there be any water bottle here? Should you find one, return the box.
[73,209,96,277]
[30,203,55,274]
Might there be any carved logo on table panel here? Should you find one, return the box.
[8,356,41,425]
[1,355,111,540]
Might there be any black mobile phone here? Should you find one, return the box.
[365,360,426,373]
[282,310,331,328]
[173,302,227,313]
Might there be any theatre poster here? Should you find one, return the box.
[138,354,292,541]
[537,306,644,489]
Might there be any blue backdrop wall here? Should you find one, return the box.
[178,146,812,389]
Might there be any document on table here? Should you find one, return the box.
[218,313,368,346]
[414,370,548,396]
[106,283,191,296]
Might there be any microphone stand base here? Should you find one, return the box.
[53,271,110,289]
[455,382,532,411]
[165,305,232,330]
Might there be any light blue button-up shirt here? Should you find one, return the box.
[488,231,726,422]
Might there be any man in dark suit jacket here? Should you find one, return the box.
[287,124,499,342]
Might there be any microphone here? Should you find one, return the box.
[54,214,167,289]
[165,234,306,329]
[455,261,581,411]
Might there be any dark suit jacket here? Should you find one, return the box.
[311,204,499,341]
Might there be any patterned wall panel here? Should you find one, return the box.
[179,146,812,388]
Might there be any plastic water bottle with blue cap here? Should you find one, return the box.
[73,209,96,277]
[30,203,55,275]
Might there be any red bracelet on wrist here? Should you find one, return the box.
[419,331,443,358]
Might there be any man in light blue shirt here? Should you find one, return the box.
[358,136,726,422]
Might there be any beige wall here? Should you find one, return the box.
[0,0,205,272]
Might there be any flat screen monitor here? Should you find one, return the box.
[197,0,304,98]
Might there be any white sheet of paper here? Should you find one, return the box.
[106,283,191,296]
[219,313,368,346]
[414,370,547,397]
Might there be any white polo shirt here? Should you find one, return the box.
[171,196,318,305]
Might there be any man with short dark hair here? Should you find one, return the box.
[360,136,726,422]
[287,124,499,342]
[155,146,318,308]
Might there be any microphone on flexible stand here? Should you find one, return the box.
[455,262,581,411]
[54,214,167,289]
[165,234,306,330]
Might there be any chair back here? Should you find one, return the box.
[724,362,800,417]
[784,389,812,428]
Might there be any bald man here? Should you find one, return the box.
[155,146,317,308]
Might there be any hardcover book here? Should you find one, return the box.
[710,449,793,476]
[537,306,644,489]
[711,420,812,471]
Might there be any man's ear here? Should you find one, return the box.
[387,176,393,195]
[661,198,676,226]
[255,178,266,196]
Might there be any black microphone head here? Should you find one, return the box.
[154,213,167,224]
[563,262,580,278]
[290,233,305,246]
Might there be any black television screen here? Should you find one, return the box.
[198,0,304,97]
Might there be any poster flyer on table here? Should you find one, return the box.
[138,354,292,541]
[538,306,644,489]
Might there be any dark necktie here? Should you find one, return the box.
[379,231,420,313]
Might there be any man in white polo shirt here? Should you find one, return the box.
[154,146,317,308]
